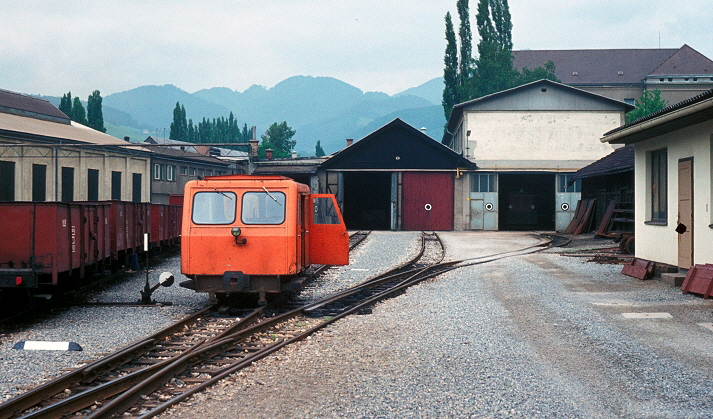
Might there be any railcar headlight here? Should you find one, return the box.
[231,227,247,245]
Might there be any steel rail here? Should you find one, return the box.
[86,232,439,418]
[0,305,218,419]
[5,231,451,419]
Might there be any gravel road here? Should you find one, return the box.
[156,232,713,419]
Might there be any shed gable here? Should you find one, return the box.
[322,119,475,170]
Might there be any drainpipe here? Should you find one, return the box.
[55,140,60,201]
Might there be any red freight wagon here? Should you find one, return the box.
[0,202,93,289]
[105,201,151,264]
[150,203,168,249]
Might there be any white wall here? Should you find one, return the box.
[465,111,621,164]
[634,121,713,267]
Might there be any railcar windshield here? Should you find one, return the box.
[242,191,286,225]
[313,196,341,224]
[192,191,237,224]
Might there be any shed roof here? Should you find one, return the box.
[572,145,634,181]
[0,111,136,146]
[323,118,475,171]
[0,89,70,123]
[602,89,713,144]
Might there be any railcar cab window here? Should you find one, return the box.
[192,191,236,224]
[313,197,341,224]
[242,191,286,225]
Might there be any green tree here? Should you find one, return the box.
[626,89,668,123]
[472,0,516,97]
[315,140,325,157]
[259,121,296,159]
[71,97,87,125]
[442,0,560,114]
[169,102,188,142]
[517,60,559,84]
[457,0,475,97]
[86,90,106,132]
[59,92,72,116]
[442,12,460,122]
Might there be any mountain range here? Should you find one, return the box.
[59,76,445,155]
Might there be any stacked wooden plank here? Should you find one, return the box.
[621,258,654,280]
[681,264,713,298]
[563,199,596,235]
[596,200,634,238]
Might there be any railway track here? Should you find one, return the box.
[0,231,568,419]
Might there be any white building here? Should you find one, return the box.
[444,80,633,231]
[601,89,713,270]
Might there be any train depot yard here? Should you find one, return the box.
[1,231,713,418]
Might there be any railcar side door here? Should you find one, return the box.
[309,194,349,265]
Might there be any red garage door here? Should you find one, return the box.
[402,172,454,231]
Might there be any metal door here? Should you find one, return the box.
[309,194,349,265]
[677,158,693,268]
[470,198,484,230]
[402,172,454,231]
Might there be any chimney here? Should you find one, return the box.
[124,136,131,142]
[346,138,354,147]
[249,139,259,158]
[266,148,274,160]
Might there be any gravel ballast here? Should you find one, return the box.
[157,232,713,419]
[3,232,713,418]
[0,231,422,402]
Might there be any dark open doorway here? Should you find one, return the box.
[498,173,555,230]
[342,172,391,230]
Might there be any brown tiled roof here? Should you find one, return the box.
[573,145,634,180]
[513,48,679,85]
[650,44,713,75]
[0,89,69,122]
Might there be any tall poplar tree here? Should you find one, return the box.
[59,92,72,116]
[472,0,516,97]
[169,102,188,142]
[456,0,475,97]
[442,12,460,122]
[442,0,559,129]
[71,97,87,125]
[86,90,106,133]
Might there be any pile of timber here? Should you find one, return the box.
[563,199,596,235]
[596,200,634,238]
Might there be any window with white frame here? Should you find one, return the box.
[166,165,175,181]
[153,163,163,180]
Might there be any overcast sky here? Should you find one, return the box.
[2,0,712,99]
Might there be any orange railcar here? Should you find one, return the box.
[180,175,349,303]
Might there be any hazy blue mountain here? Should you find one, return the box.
[102,76,444,154]
[350,105,446,144]
[394,77,443,106]
[104,84,232,130]
[295,93,434,154]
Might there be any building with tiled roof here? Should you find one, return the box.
[0,89,153,202]
[513,45,713,105]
